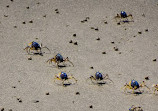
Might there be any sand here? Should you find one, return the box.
[0,0,158,111]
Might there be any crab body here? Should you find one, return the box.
[87,72,113,85]
[123,80,150,94]
[56,53,64,62]
[54,72,77,86]
[114,11,133,24]
[60,72,68,80]
[31,41,41,50]
[95,72,103,80]
[130,80,140,89]
[121,11,127,18]
[47,53,74,68]
[24,41,50,55]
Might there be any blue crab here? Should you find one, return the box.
[122,80,150,94]
[24,41,50,55]
[87,72,113,85]
[47,53,74,68]
[54,72,77,86]
[114,11,134,24]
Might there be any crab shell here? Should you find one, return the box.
[121,11,127,18]
[129,80,139,89]
[95,72,103,80]
[29,41,41,50]
[59,72,68,80]
[56,53,64,62]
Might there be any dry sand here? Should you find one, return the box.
[0,0,158,111]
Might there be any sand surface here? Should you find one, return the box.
[0,0,158,111]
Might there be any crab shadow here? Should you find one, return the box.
[63,83,72,87]
[25,52,43,56]
[33,52,43,56]
[87,79,113,86]
[56,83,76,87]
[91,81,110,86]
[55,81,77,87]
[58,65,67,68]
[133,91,143,95]
[117,20,134,24]
[124,91,143,95]
[48,65,73,69]
[97,82,106,86]
[48,65,66,69]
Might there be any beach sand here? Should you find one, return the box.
[0,0,158,110]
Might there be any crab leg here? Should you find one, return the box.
[64,57,74,66]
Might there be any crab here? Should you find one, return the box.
[47,53,74,68]
[129,105,143,111]
[87,72,113,85]
[114,11,134,24]
[24,41,50,55]
[122,80,150,94]
[54,72,77,86]
[152,84,158,94]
